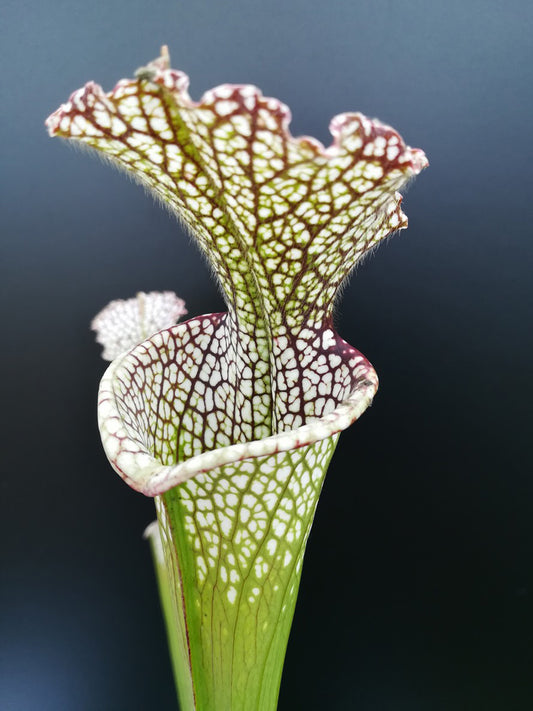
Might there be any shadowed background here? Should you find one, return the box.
[1,0,533,709]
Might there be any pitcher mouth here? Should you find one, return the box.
[97,322,378,497]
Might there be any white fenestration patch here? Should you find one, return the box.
[169,439,337,625]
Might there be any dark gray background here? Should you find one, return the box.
[2,0,533,709]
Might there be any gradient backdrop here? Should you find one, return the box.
[2,1,533,709]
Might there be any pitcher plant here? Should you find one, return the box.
[46,46,427,710]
